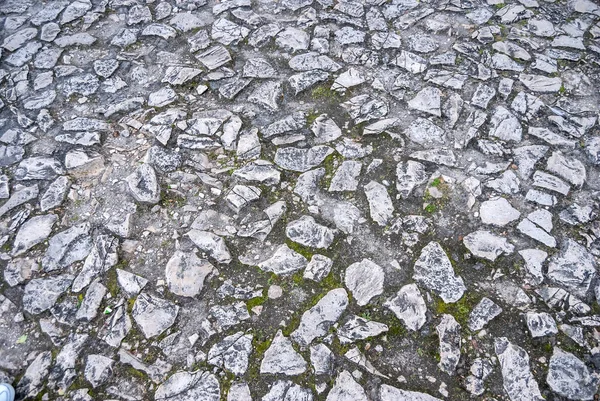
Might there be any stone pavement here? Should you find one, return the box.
[0,0,600,400]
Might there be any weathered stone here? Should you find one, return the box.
[42,223,92,272]
[526,312,558,337]
[258,244,308,275]
[480,198,520,226]
[187,230,232,264]
[132,293,179,338]
[380,384,443,401]
[337,315,388,344]
[468,297,502,331]
[291,288,348,346]
[261,330,307,375]
[547,239,596,298]
[495,337,544,401]
[165,251,214,297]
[437,314,461,375]
[413,242,465,303]
[344,259,385,306]
[12,214,57,255]
[463,230,514,261]
[126,164,161,204]
[327,371,367,401]
[384,284,427,331]
[207,332,252,376]
[547,348,600,400]
[364,181,394,226]
[155,371,220,401]
[286,215,335,249]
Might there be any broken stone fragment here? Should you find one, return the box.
[546,348,600,400]
[291,288,348,346]
[286,215,335,249]
[126,164,161,204]
[258,244,308,275]
[384,284,427,331]
[463,230,514,262]
[344,259,385,306]
[155,371,220,401]
[207,332,252,376]
[436,314,461,375]
[495,337,544,401]
[165,251,215,297]
[132,293,179,339]
[261,330,307,375]
[187,230,232,264]
[413,242,466,303]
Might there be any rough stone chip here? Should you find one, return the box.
[344,259,385,306]
[261,330,307,375]
[413,242,466,303]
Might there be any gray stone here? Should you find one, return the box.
[547,348,600,400]
[468,297,502,331]
[197,46,232,70]
[480,198,520,226]
[489,106,522,142]
[384,284,427,331]
[405,118,446,146]
[155,371,220,401]
[413,242,466,303]
[258,244,308,275]
[465,359,494,396]
[342,95,388,123]
[304,254,333,282]
[72,235,118,292]
[126,164,161,204]
[17,351,52,399]
[337,315,388,344]
[291,288,348,346]
[326,371,367,401]
[463,230,514,261]
[42,223,92,272]
[261,330,307,375]
[117,269,148,297]
[207,332,253,376]
[344,259,385,306]
[23,274,73,315]
[165,251,214,297]
[75,281,107,321]
[15,157,64,180]
[329,161,361,192]
[187,230,232,264]
[436,314,461,375]
[286,215,335,249]
[48,333,88,392]
[228,382,252,401]
[311,115,342,144]
[12,214,57,255]
[546,151,586,187]
[495,337,544,401]
[263,380,313,401]
[408,87,441,117]
[364,180,394,226]
[519,74,562,92]
[526,312,558,337]
[547,239,596,298]
[141,24,177,39]
[380,384,442,401]
[396,161,427,198]
[132,293,179,338]
[100,304,131,347]
[274,146,333,172]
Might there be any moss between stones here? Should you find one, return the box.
[433,292,479,327]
